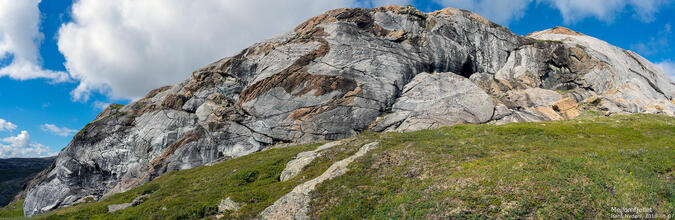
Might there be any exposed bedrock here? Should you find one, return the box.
[24,6,675,216]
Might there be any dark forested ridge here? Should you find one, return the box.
[0,157,54,206]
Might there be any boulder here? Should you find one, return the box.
[218,197,240,212]
[107,194,149,213]
[553,98,580,119]
[373,72,494,132]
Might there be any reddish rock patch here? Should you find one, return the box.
[429,7,500,28]
[147,127,205,177]
[428,7,461,16]
[548,27,584,36]
[527,26,585,37]
[295,8,402,39]
[143,86,172,100]
[288,83,362,122]
[160,93,187,110]
[239,27,357,104]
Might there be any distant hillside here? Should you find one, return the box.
[2,114,671,219]
[0,157,54,206]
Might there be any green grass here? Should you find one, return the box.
[110,104,124,110]
[2,113,673,219]
[0,200,26,219]
[75,122,92,136]
[29,133,376,220]
[309,114,674,219]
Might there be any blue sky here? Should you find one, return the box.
[0,0,673,158]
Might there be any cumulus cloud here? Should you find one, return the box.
[655,60,675,81]
[434,0,533,25]
[539,0,668,24]
[0,0,69,82]
[58,0,408,101]
[0,118,17,131]
[1,130,29,147]
[40,124,78,137]
[0,130,53,158]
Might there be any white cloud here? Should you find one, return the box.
[630,23,671,56]
[40,124,78,137]
[0,118,17,131]
[655,60,675,81]
[1,130,29,147]
[539,0,668,24]
[627,0,666,22]
[434,0,533,25]
[93,101,112,110]
[58,0,408,101]
[0,0,69,82]
[0,130,53,158]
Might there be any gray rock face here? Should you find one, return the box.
[24,6,675,216]
[373,72,494,132]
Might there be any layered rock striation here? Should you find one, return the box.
[24,6,674,216]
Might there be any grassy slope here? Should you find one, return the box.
[311,113,674,219]
[0,200,25,219]
[29,133,377,220]
[1,113,672,219]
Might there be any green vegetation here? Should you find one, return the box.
[1,113,672,219]
[0,200,26,219]
[310,113,674,219]
[110,104,124,110]
[29,134,376,220]
[75,123,92,136]
[77,104,129,136]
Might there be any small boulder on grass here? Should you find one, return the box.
[107,194,149,213]
[218,197,240,213]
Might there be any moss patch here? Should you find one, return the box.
[110,104,124,110]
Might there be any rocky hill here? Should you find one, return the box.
[3,114,672,219]
[0,157,54,206]
[23,5,675,217]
